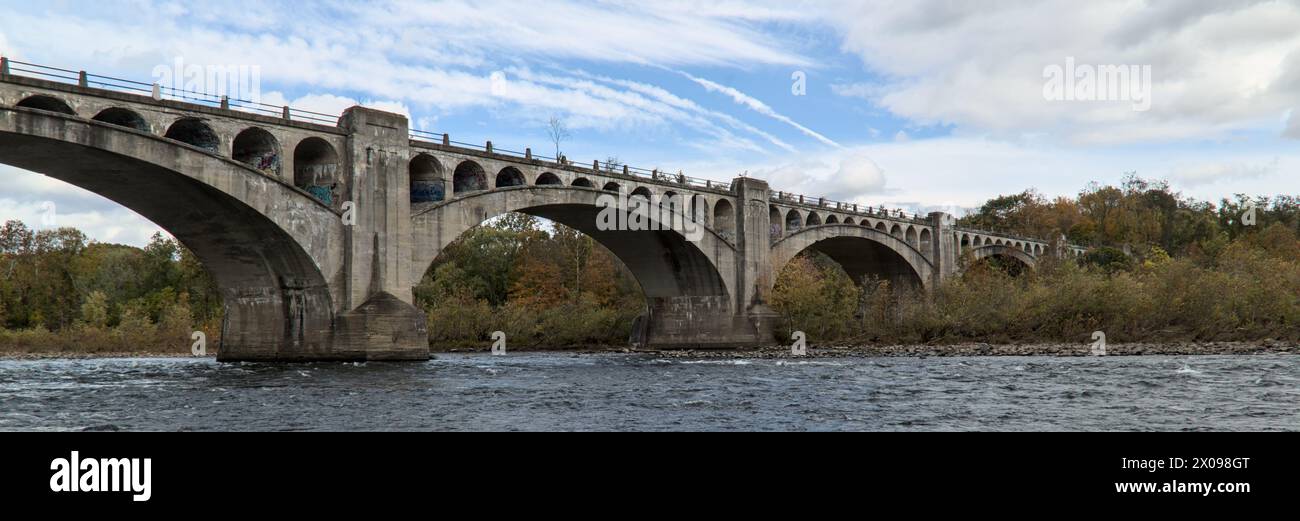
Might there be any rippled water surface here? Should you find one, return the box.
[1,353,1296,431]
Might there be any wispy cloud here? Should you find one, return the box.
[676,70,843,149]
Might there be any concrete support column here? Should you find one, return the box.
[732,177,778,343]
[929,211,958,285]
[332,107,428,360]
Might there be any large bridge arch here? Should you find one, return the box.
[967,244,1037,273]
[410,186,747,347]
[0,105,347,360]
[770,224,935,292]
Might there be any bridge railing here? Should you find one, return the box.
[951,226,1050,245]
[2,59,339,125]
[769,191,927,223]
[410,128,732,192]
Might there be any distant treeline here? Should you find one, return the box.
[3,173,1298,353]
[777,174,1300,344]
[0,222,221,353]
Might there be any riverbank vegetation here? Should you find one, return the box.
[2,174,1297,354]
[0,223,220,354]
[774,174,1300,345]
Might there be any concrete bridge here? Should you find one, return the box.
[0,59,1082,361]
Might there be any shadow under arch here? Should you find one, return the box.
[770,224,934,292]
[410,186,743,347]
[967,244,1036,275]
[0,106,346,361]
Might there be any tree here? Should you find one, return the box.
[546,115,570,160]
[80,290,109,328]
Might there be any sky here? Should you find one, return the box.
[1,0,1299,246]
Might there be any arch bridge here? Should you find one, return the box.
[0,59,1083,360]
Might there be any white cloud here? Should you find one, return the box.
[1168,158,1279,187]
[751,150,887,204]
[0,169,165,247]
[823,0,1300,144]
[0,30,16,58]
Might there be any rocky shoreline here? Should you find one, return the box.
[4,341,1298,360]
[629,341,1300,359]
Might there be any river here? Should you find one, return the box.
[1,353,1296,431]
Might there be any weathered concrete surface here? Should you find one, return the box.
[0,107,345,360]
[409,187,762,347]
[332,292,429,360]
[966,243,1038,271]
[770,224,935,291]
[0,72,1070,359]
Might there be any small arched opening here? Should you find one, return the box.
[92,107,149,132]
[164,117,220,153]
[496,167,526,188]
[232,127,281,176]
[536,172,562,185]
[453,161,488,195]
[785,209,803,233]
[293,137,341,206]
[16,95,75,115]
[410,153,446,204]
[714,199,736,240]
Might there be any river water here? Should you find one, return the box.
[1,353,1296,431]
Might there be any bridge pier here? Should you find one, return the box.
[929,211,959,285]
[631,177,778,349]
[327,107,428,360]
[218,107,430,361]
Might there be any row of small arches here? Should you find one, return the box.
[958,234,1046,256]
[768,206,935,252]
[13,94,344,207]
[413,155,739,240]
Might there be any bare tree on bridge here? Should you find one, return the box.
[547,115,570,161]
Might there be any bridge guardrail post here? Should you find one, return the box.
[442,133,449,146]
[78,70,88,87]
[1,57,8,77]
[282,106,290,120]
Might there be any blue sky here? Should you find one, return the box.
[2,0,1299,246]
